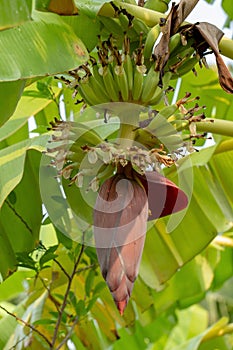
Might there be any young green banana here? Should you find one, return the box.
[91,62,108,90]
[134,127,159,148]
[69,126,103,148]
[144,0,170,12]
[78,78,100,106]
[148,71,172,105]
[88,75,111,103]
[114,64,129,102]
[160,134,184,151]
[144,24,160,59]
[171,56,199,79]
[100,65,119,102]
[131,17,149,36]
[148,87,164,106]
[141,62,160,103]
[168,33,182,55]
[167,46,195,69]
[170,119,189,131]
[99,16,124,36]
[117,12,131,32]
[169,37,195,60]
[144,103,179,134]
[132,64,147,101]
[124,56,133,96]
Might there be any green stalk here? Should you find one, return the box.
[196,118,233,137]
[104,2,167,27]
[118,123,137,148]
[219,37,233,60]
[106,2,233,60]
[116,109,140,148]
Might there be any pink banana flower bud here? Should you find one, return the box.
[94,163,188,315]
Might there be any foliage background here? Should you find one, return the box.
[0,0,233,349]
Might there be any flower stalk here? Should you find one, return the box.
[196,118,233,137]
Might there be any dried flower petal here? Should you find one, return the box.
[75,172,84,188]
[88,150,98,164]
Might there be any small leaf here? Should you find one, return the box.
[39,245,59,267]
[16,252,37,270]
[85,269,95,297]
[75,299,86,316]
[69,290,77,308]
[93,281,106,295]
[86,296,98,312]
[33,318,56,325]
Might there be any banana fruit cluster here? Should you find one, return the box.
[66,33,167,107]
[48,90,207,196]
[65,19,200,108]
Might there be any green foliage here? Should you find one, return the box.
[0,0,232,349]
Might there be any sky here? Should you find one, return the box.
[180,0,233,65]
[185,0,232,37]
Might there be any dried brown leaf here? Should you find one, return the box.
[195,22,233,94]
[154,0,200,72]
[171,0,200,34]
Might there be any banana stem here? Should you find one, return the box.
[114,2,233,60]
[117,123,136,148]
[196,118,233,137]
[116,110,140,148]
[116,2,165,26]
[219,37,233,60]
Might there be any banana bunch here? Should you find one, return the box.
[61,20,201,109]
[47,119,107,180]
[165,31,199,79]
[67,31,173,108]
[143,22,200,79]
[135,92,207,152]
[48,90,207,197]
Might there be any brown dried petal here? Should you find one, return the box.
[194,22,233,94]
[154,0,200,71]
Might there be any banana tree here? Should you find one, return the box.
[0,0,233,349]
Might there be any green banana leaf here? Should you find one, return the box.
[0,291,48,350]
[0,303,26,349]
[0,149,44,280]
[73,0,113,18]
[166,315,229,350]
[0,81,61,137]
[61,15,101,52]
[0,81,26,127]
[0,10,88,125]
[0,0,31,30]
[139,145,233,288]
[0,18,88,81]
[0,134,49,208]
